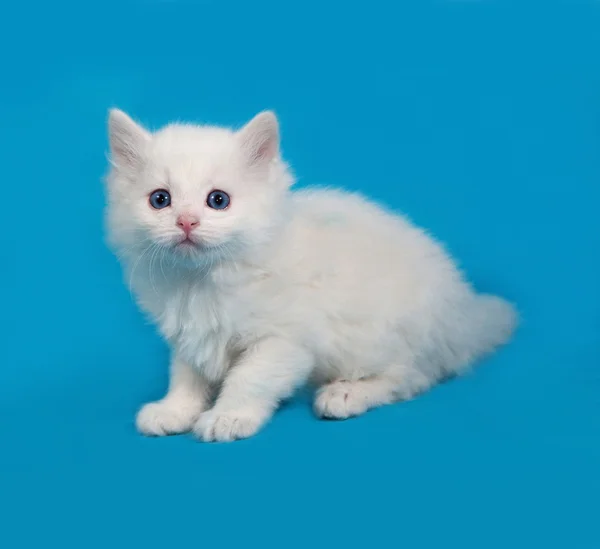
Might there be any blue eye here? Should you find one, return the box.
[149,189,171,209]
[207,190,230,210]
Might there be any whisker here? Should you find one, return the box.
[128,242,154,293]
[159,245,168,283]
[148,243,161,297]
[221,243,240,274]
[198,251,214,285]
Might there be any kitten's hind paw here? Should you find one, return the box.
[314,381,371,419]
[313,375,408,420]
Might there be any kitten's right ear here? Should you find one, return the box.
[108,109,151,173]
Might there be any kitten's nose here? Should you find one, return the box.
[176,214,200,235]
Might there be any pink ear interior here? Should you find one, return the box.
[251,132,277,164]
[240,111,279,167]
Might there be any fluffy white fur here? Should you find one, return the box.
[105,109,517,442]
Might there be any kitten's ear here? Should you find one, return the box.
[108,109,151,173]
[237,111,280,168]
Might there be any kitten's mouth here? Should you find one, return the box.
[176,237,202,250]
[172,236,217,256]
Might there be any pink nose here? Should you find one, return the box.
[176,214,200,235]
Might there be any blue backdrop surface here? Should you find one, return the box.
[1,1,598,547]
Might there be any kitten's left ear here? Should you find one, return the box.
[237,111,280,168]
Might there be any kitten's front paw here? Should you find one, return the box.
[193,408,267,442]
[136,400,201,436]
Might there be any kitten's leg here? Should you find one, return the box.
[194,338,313,442]
[136,357,211,436]
[314,368,431,420]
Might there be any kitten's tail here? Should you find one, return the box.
[471,294,518,355]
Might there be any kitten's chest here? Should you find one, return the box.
[158,284,238,381]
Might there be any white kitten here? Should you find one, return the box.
[105,109,517,442]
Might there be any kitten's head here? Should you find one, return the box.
[105,109,292,266]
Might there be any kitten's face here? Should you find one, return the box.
[106,110,290,265]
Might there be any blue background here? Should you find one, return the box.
[1,1,599,547]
